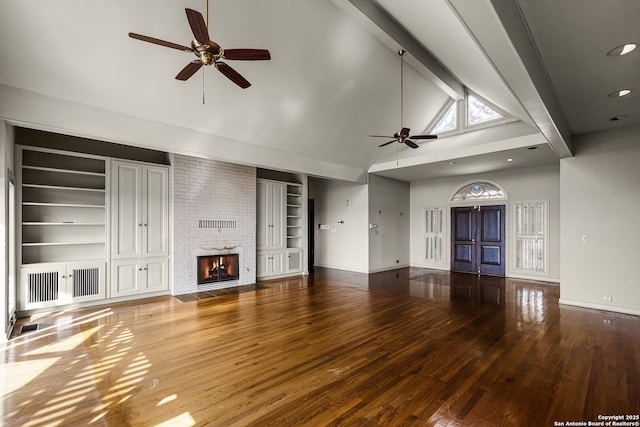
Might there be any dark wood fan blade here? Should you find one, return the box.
[400,127,411,137]
[223,49,271,61]
[129,33,192,51]
[410,135,438,140]
[404,139,419,149]
[175,61,203,81]
[215,62,251,88]
[370,135,395,138]
[378,140,396,147]
[185,8,210,46]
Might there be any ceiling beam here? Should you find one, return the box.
[447,0,573,158]
[331,0,465,100]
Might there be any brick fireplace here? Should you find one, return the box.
[170,154,257,294]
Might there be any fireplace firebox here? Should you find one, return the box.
[197,254,239,285]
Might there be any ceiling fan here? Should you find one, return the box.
[370,49,437,148]
[128,6,270,89]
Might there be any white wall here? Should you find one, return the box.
[368,175,410,272]
[310,178,369,273]
[560,124,640,316]
[0,120,16,341]
[410,164,560,281]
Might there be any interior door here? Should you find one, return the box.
[451,207,476,273]
[451,205,505,276]
[477,205,506,276]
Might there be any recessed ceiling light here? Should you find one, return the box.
[607,43,638,56]
[448,161,456,165]
[507,158,513,162]
[608,89,632,97]
[610,115,628,121]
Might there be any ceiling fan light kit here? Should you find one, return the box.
[128,7,270,89]
[370,49,437,149]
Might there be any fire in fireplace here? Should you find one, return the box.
[197,254,239,285]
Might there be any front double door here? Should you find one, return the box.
[451,205,505,276]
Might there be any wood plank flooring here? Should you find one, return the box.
[2,268,639,426]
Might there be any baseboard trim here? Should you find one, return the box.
[313,264,369,274]
[508,274,560,284]
[559,298,640,317]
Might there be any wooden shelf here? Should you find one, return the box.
[22,183,106,192]
[23,241,105,247]
[22,202,105,208]
[23,222,105,226]
[22,165,105,177]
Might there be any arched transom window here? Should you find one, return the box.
[451,181,506,201]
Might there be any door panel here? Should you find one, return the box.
[112,162,141,258]
[454,209,474,241]
[111,261,140,297]
[270,183,285,249]
[144,258,168,292]
[256,181,269,250]
[143,166,169,257]
[478,205,505,275]
[451,205,505,276]
[451,207,476,273]
[480,209,501,241]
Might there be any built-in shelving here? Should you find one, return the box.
[19,147,108,265]
[286,183,303,248]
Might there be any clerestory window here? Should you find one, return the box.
[427,91,511,136]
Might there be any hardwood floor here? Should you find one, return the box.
[2,268,639,426]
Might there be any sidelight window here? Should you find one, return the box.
[423,207,445,264]
[513,201,548,273]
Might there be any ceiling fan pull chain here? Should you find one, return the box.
[202,70,206,105]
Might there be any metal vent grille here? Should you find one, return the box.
[73,267,100,297]
[28,272,59,303]
[199,220,237,229]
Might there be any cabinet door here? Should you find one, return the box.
[256,181,270,250]
[256,251,269,277]
[112,161,142,259]
[111,260,141,297]
[269,182,285,249]
[20,264,68,309]
[257,250,285,278]
[143,258,168,292]
[286,248,303,273]
[143,166,169,258]
[270,251,285,275]
[68,261,106,303]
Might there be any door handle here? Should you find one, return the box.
[472,239,476,244]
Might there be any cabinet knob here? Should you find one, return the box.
[139,224,143,227]
[144,224,147,227]
[144,267,148,271]
[139,268,143,271]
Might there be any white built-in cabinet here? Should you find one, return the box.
[17,146,170,312]
[18,146,108,310]
[111,160,169,297]
[257,179,304,278]
[257,180,285,251]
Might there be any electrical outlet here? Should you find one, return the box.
[603,295,612,302]
[581,234,589,242]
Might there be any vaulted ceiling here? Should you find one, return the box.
[1,0,637,182]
